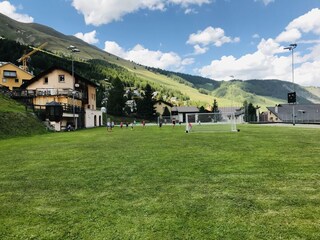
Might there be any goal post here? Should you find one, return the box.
[186,112,237,133]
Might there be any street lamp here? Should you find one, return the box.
[72,90,77,128]
[284,43,297,126]
[229,75,235,114]
[102,97,108,125]
[67,45,80,87]
[67,45,80,129]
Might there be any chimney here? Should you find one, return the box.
[275,104,278,113]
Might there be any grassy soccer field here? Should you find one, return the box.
[0,125,319,239]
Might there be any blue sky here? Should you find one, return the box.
[1,0,320,86]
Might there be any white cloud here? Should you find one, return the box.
[276,8,320,43]
[184,8,198,14]
[74,30,99,44]
[72,0,210,26]
[104,41,193,71]
[295,60,320,86]
[276,28,301,43]
[287,8,320,35]
[0,1,33,23]
[170,0,210,8]
[187,26,240,47]
[257,38,285,56]
[197,37,320,86]
[196,8,320,87]
[254,0,275,6]
[104,41,126,58]
[192,44,209,55]
[182,58,195,65]
[252,33,260,39]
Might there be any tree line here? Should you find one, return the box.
[0,39,189,108]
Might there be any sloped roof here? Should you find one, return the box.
[155,100,174,107]
[0,62,34,76]
[267,104,320,121]
[0,61,9,67]
[172,106,199,113]
[21,66,98,88]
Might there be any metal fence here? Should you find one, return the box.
[277,112,320,124]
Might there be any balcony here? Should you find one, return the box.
[33,103,84,114]
[36,88,83,99]
[12,88,84,100]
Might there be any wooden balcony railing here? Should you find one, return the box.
[11,88,85,100]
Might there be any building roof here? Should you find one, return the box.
[172,106,199,113]
[155,100,174,107]
[21,66,99,89]
[267,104,320,121]
[0,61,9,67]
[0,62,34,76]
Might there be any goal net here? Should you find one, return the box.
[186,112,237,133]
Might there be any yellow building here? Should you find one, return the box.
[19,66,102,131]
[0,62,34,90]
[154,100,173,116]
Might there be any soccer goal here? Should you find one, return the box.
[186,112,237,133]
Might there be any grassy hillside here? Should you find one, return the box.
[305,87,320,103]
[0,95,47,139]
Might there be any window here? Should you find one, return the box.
[44,77,48,84]
[15,79,19,83]
[3,70,17,78]
[58,75,65,83]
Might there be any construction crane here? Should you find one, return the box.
[17,42,48,71]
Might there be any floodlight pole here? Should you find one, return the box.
[284,43,297,126]
[230,75,235,114]
[67,45,80,129]
[72,90,77,128]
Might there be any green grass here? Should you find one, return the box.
[0,95,48,139]
[0,125,319,239]
[0,94,26,112]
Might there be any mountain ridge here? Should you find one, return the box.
[1,12,319,108]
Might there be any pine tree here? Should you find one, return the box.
[162,106,171,116]
[199,106,206,113]
[107,77,125,116]
[212,99,219,113]
[136,84,156,119]
[212,99,222,122]
[247,103,257,122]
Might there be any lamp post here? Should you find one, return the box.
[67,45,80,86]
[229,75,235,112]
[284,43,297,126]
[102,97,108,125]
[67,45,80,129]
[72,90,77,128]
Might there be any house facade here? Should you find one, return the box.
[18,66,102,131]
[154,100,173,116]
[0,62,34,90]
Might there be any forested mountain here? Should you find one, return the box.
[146,67,320,105]
[1,12,319,108]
